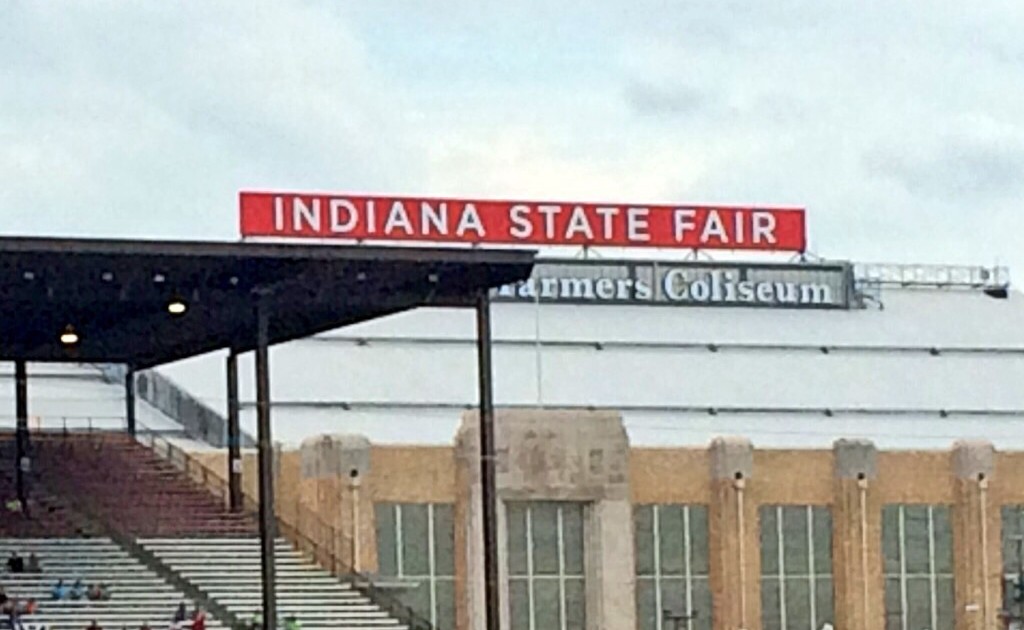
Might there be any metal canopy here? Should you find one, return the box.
[0,236,535,368]
[0,234,529,630]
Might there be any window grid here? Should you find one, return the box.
[1000,506,1024,616]
[884,505,953,630]
[761,505,832,630]
[376,503,455,630]
[635,504,710,630]
[508,502,586,630]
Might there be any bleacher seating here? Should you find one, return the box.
[0,537,222,630]
[141,538,406,629]
[11,433,415,629]
[33,434,256,537]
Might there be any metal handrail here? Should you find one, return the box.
[132,425,435,630]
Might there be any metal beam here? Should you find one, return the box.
[227,350,243,513]
[255,301,278,630]
[125,368,136,436]
[475,292,501,630]
[14,360,28,509]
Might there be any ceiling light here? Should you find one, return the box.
[153,273,166,284]
[59,325,79,346]
[167,300,187,315]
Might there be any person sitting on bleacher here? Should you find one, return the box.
[191,607,206,630]
[86,585,102,602]
[69,580,84,601]
[170,602,187,630]
[6,553,24,574]
[84,619,102,630]
[24,555,40,575]
[98,584,111,601]
[49,580,67,601]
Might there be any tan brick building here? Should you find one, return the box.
[162,259,1020,630]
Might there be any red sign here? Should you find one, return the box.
[239,192,806,252]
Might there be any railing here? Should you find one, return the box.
[133,424,434,630]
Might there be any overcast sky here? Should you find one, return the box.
[2,2,1022,277]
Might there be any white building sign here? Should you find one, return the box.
[493,259,856,309]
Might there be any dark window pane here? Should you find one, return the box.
[932,506,953,575]
[761,577,781,630]
[565,577,586,630]
[509,579,530,630]
[636,578,657,630]
[402,504,430,575]
[660,576,685,620]
[935,576,954,630]
[906,578,933,630]
[533,578,561,629]
[813,507,833,575]
[761,506,780,576]
[434,504,455,577]
[1003,506,1023,575]
[660,505,685,576]
[784,578,811,630]
[375,503,398,576]
[533,504,560,575]
[882,505,901,576]
[782,507,810,577]
[884,578,903,630]
[903,506,931,575]
[399,579,431,623]
[815,577,833,630]
[563,504,585,576]
[691,578,713,630]
[635,506,655,576]
[435,579,455,630]
[507,503,528,576]
[689,506,710,576]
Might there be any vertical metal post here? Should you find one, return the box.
[14,360,28,507]
[475,292,501,630]
[125,367,136,437]
[227,350,243,512]
[255,302,278,630]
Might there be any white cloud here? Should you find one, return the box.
[0,1,1021,276]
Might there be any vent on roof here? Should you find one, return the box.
[984,286,1009,299]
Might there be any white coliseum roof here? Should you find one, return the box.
[155,281,1024,450]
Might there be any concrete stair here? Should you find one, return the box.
[0,538,224,630]
[140,537,410,629]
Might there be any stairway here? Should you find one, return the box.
[34,433,256,537]
[140,537,409,629]
[0,538,224,630]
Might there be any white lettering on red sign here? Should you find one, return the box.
[241,193,806,251]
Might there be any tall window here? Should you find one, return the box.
[1001,506,1024,617]
[375,503,455,630]
[634,504,711,630]
[759,505,833,630]
[882,505,954,630]
[506,501,586,630]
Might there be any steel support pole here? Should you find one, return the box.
[475,292,501,630]
[14,360,28,507]
[125,368,136,437]
[255,303,278,630]
[227,350,243,513]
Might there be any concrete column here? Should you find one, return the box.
[831,439,883,630]
[454,409,634,630]
[707,437,758,630]
[300,434,373,572]
[951,441,998,630]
